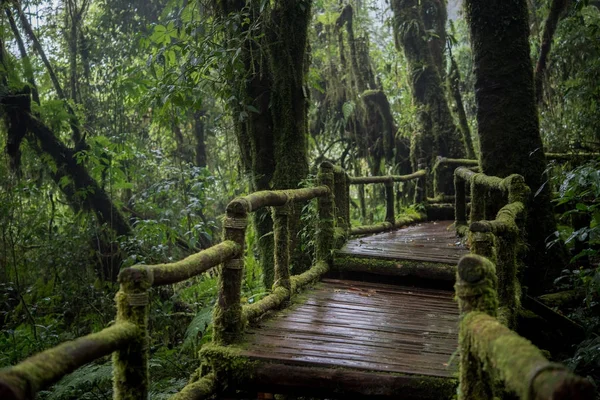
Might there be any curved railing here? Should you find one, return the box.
[456,254,594,400]
[0,162,339,400]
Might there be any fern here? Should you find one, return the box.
[181,305,213,353]
[39,362,113,400]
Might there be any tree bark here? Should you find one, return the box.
[447,51,475,158]
[267,0,312,275]
[534,0,571,103]
[391,0,466,195]
[464,0,567,292]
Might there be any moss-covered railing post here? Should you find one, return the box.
[272,204,291,293]
[455,254,499,399]
[454,170,468,234]
[384,178,395,224]
[415,158,427,203]
[316,162,335,263]
[213,202,247,344]
[333,166,349,235]
[114,267,152,400]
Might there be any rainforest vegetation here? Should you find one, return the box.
[0,0,599,398]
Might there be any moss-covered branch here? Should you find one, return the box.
[469,201,524,236]
[125,241,241,286]
[0,322,138,400]
[227,186,329,214]
[349,169,425,185]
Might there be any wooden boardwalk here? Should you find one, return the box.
[242,279,459,377]
[232,221,464,398]
[339,221,467,264]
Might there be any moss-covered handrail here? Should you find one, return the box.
[346,169,426,236]
[0,322,139,400]
[546,152,600,162]
[121,241,242,286]
[455,255,595,400]
[348,169,425,184]
[432,157,478,199]
[226,186,329,214]
[454,167,531,326]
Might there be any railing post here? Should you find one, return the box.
[316,162,335,263]
[454,173,467,229]
[272,204,291,293]
[333,166,349,234]
[495,233,518,326]
[213,204,247,344]
[384,178,395,225]
[114,267,152,400]
[455,254,499,400]
[415,158,427,203]
[470,179,485,223]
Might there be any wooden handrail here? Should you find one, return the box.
[120,241,242,287]
[455,255,595,400]
[348,169,425,185]
[226,186,329,214]
[0,322,138,400]
[454,167,531,326]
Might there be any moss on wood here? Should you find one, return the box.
[460,312,595,399]
[227,187,329,215]
[333,254,455,281]
[0,323,138,400]
[114,267,153,400]
[349,170,425,185]
[169,373,216,400]
[199,345,257,392]
[243,286,290,324]
[316,162,335,263]
[137,241,241,286]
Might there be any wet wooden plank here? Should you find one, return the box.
[340,221,468,264]
[241,280,459,378]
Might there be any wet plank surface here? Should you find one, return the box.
[339,221,468,264]
[242,279,459,378]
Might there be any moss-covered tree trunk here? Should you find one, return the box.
[464,0,567,292]
[448,52,476,159]
[267,0,311,275]
[391,0,466,195]
[215,0,277,288]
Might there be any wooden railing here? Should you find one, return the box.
[454,167,530,326]
[347,170,427,236]
[0,162,338,400]
[455,254,594,400]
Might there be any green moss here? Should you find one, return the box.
[242,286,290,324]
[0,322,138,399]
[199,345,257,390]
[114,267,152,400]
[291,260,329,292]
[316,163,335,263]
[272,206,291,292]
[334,254,455,281]
[455,254,498,316]
[170,373,216,400]
[147,241,241,286]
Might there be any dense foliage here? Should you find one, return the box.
[1,0,599,397]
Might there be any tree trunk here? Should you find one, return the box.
[535,0,571,103]
[193,110,208,168]
[267,0,312,275]
[448,52,475,159]
[391,0,466,195]
[215,0,277,288]
[464,0,567,292]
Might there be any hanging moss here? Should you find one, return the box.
[390,0,466,196]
